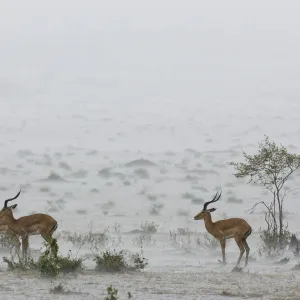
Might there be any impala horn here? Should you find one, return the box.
[4,189,21,209]
[203,190,222,210]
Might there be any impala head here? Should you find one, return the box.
[194,190,221,220]
[1,190,21,212]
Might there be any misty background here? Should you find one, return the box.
[0,1,300,153]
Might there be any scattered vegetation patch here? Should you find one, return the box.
[140,221,159,234]
[105,285,119,300]
[3,238,83,277]
[133,234,156,247]
[169,229,194,252]
[104,285,133,300]
[62,228,110,250]
[196,233,219,251]
[0,234,15,252]
[94,249,148,273]
[257,228,291,258]
[50,283,75,295]
[231,135,300,251]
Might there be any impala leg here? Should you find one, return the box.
[234,237,245,267]
[220,239,226,265]
[42,234,53,245]
[41,222,57,245]
[242,238,250,267]
[9,235,21,261]
[21,236,29,262]
[13,236,21,261]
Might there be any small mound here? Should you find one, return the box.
[38,171,67,182]
[124,159,156,167]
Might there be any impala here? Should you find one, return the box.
[0,191,22,258]
[0,190,58,260]
[194,191,252,267]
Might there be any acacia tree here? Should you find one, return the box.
[230,136,300,249]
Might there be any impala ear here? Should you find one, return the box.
[9,204,18,209]
[209,208,217,212]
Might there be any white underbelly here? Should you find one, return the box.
[224,234,234,239]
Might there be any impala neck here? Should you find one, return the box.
[5,209,17,222]
[203,212,215,234]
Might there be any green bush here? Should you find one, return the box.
[3,238,83,277]
[258,228,291,258]
[94,249,148,273]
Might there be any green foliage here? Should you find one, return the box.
[94,249,148,273]
[230,136,300,189]
[140,221,159,234]
[37,239,83,276]
[258,227,291,258]
[105,285,119,300]
[3,238,83,277]
[230,135,300,249]
[104,285,133,300]
[2,256,36,271]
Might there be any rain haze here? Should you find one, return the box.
[0,1,300,299]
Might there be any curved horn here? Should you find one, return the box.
[203,190,222,210]
[4,189,21,209]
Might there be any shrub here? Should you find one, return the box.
[63,229,109,249]
[105,285,119,300]
[169,229,193,252]
[3,238,83,277]
[196,233,219,250]
[140,221,158,234]
[257,228,291,258]
[94,249,148,273]
[133,234,156,247]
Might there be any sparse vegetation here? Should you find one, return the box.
[3,238,83,277]
[105,285,119,300]
[104,285,132,300]
[258,228,291,258]
[196,233,219,251]
[94,248,148,273]
[140,221,159,234]
[133,234,156,247]
[169,229,194,252]
[49,283,74,295]
[0,234,15,252]
[230,136,300,252]
[62,228,109,250]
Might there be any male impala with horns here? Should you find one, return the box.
[194,191,252,267]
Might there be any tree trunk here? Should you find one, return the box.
[276,190,284,249]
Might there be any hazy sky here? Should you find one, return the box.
[0,0,300,148]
